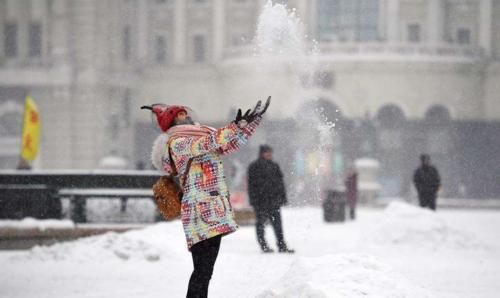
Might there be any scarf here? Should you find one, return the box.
[167,124,216,139]
[151,124,216,174]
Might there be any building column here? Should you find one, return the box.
[136,1,148,63]
[308,0,318,39]
[427,0,444,44]
[386,0,400,42]
[174,0,187,64]
[479,0,492,55]
[295,0,308,20]
[378,0,387,41]
[6,0,20,18]
[212,0,224,62]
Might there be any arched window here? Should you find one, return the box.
[424,105,451,154]
[376,104,406,127]
[425,105,451,125]
[300,97,342,125]
[376,104,406,150]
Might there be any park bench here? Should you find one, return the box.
[0,170,159,223]
[1,170,256,224]
[57,188,156,223]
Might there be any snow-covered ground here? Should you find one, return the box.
[1,202,500,298]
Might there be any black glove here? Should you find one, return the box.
[234,108,247,125]
[262,96,271,114]
[234,96,271,125]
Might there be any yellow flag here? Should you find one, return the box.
[20,96,41,161]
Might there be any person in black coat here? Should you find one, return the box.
[413,154,441,211]
[247,145,294,253]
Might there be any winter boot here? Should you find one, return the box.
[261,246,274,253]
[278,244,295,253]
[277,239,294,253]
[278,247,295,253]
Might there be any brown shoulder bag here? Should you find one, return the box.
[152,140,192,220]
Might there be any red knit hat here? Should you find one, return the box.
[151,104,188,132]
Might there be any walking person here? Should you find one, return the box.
[247,145,294,253]
[344,167,358,220]
[143,97,270,297]
[413,154,441,211]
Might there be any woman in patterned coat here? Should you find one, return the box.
[144,98,270,298]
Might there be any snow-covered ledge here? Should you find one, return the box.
[223,42,484,63]
[0,218,75,230]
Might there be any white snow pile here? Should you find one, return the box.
[366,201,483,250]
[14,222,185,262]
[257,254,432,298]
[0,217,75,230]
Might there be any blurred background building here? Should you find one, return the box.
[0,0,499,199]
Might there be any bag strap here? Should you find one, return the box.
[181,159,193,189]
[168,138,193,191]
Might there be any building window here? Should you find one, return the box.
[29,22,42,57]
[193,35,206,63]
[4,23,18,57]
[318,0,379,42]
[456,28,471,45]
[425,105,451,124]
[123,26,131,61]
[300,98,342,125]
[407,24,420,43]
[155,36,167,63]
[376,104,406,128]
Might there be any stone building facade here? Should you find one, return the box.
[0,0,499,198]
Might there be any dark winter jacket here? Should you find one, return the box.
[247,158,287,210]
[413,165,441,194]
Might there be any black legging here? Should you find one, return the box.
[255,208,286,250]
[186,235,222,298]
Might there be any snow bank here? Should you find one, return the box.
[0,218,75,230]
[257,254,432,298]
[366,201,484,249]
[15,222,185,262]
[27,232,162,262]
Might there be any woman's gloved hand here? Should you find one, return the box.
[234,96,271,125]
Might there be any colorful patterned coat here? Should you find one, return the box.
[155,118,261,249]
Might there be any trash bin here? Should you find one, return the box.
[323,190,345,222]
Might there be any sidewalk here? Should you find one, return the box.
[438,198,500,209]
[0,223,148,250]
[373,197,500,209]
